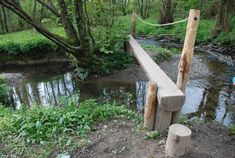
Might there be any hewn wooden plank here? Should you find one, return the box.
[128,35,185,112]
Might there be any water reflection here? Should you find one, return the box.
[8,73,149,113]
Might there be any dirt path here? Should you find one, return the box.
[71,118,235,158]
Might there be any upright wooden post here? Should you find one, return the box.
[144,81,157,131]
[131,12,136,37]
[172,9,200,123]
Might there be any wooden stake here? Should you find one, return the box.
[131,12,136,37]
[165,124,192,157]
[172,9,200,123]
[144,81,157,131]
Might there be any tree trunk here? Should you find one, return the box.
[32,0,37,20]
[58,0,79,45]
[213,0,234,37]
[0,7,4,33]
[74,0,92,55]
[159,0,175,24]
[2,6,8,33]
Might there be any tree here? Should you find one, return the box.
[0,0,93,62]
[0,5,9,33]
[136,0,153,19]
[213,0,235,36]
[120,0,129,15]
[158,0,176,24]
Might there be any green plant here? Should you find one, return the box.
[141,44,173,62]
[95,51,134,75]
[0,99,141,157]
[229,124,235,135]
[0,99,140,143]
[0,78,10,104]
[179,115,204,128]
[144,131,160,140]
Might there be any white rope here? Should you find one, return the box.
[134,13,188,27]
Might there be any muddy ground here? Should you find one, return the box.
[68,118,235,158]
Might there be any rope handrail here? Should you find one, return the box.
[133,12,188,27]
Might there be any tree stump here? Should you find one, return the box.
[165,124,192,157]
[144,81,157,131]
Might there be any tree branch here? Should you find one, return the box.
[36,0,60,17]
[0,0,82,53]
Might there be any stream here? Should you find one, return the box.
[0,38,234,126]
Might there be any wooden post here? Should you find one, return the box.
[165,124,192,157]
[172,9,200,123]
[144,81,157,131]
[154,107,172,133]
[131,12,136,37]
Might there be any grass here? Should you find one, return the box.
[0,27,65,55]
[0,100,141,157]
[118,14,235,46]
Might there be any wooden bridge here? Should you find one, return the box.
[126,9,200,132]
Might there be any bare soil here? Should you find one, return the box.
[71,118,235,158]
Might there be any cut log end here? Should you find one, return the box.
[165,124,192,157]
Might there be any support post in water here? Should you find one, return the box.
[172,9,200,123]
[131,12,136,36]
[144,81,157,131]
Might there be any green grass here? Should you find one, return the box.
[118,14,235,46]
[0,27,65,55]
[0,100,140,157]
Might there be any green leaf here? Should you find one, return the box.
[35,121,42,129]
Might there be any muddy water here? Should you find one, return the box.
[1,39,234,126]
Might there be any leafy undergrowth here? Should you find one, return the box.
[0,100,141,157]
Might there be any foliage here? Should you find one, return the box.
[95,52,134,75]
[229,124,235,135]
[0,100,140,143]
[0,100,141,157]
[87,2,129,54]
[0,78,10,104]
[144,131,160,140]
[141,44,174,62]
[179,115,204,128]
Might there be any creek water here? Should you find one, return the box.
[1,39,234,126]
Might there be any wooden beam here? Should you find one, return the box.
[128,35,185,112]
